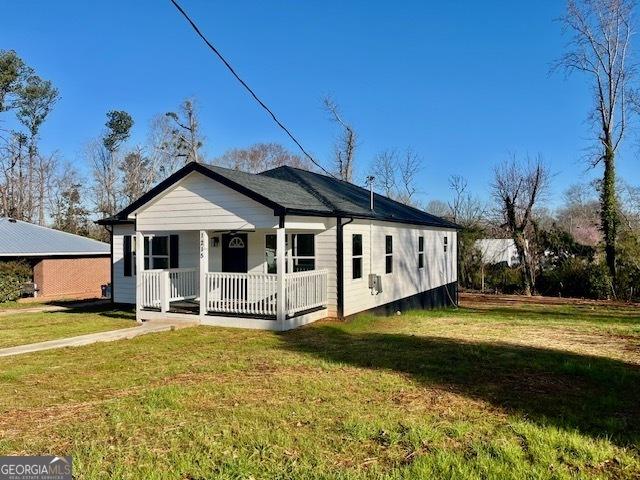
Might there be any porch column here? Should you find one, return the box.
[276,224,286,327]
[199,230,209,316]
[135,230,144,322]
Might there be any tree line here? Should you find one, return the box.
[0,0,638,299]
[0,48,422,242]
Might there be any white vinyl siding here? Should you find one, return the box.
[113,212,450,318]
[112,224,135,304]
[315,218,337,316]
[135,171,277,231]
[111,227,198,304]
[342,219,457,317]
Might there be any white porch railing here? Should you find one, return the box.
[141,268,328,318]
[205,272,278,315]
[140,268,198,310]
[168,268,198,301]
[140,269,162,309]
[285,269,329,316]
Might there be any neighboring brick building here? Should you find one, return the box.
[32,256,110,300]
[0,218,110,301]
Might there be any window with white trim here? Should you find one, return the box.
[352,234,363,279]
[444,235,448,254]
[385,235,393,274]
[292,234,315,272]
[418,235,424,269]
[265,233,315,273]
[148,236,169,269]
[131,235,176,274]
[265,234,289,274]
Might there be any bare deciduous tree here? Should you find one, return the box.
[556,182,602,246]
[371,148,422,205]
[448,175,486,228]
[50,163,91,236]
[323,96,356,182]
[492,155,550,295]
[216,142,313,173]
[120,146,156,204]
[397,149,420,204]
[89,139,120,218]
[425,199,450,218]
[372,150,397,198]
[557,0,636,279]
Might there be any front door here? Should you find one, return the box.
[221,233,248,273]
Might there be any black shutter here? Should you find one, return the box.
[123,235,132,277]
[170,234,179,268]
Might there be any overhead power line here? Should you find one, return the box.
[169,0,335,178]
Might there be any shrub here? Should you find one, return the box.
[482,263,523,294]
[0,261,32,303]
[616,231,640,301]
[537,258,611,299]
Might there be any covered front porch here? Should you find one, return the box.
[134,228,330,331]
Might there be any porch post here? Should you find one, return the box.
[276,223,286,327]
[160,271,170,313]
[199,230,209,317]
[135,230,144,322]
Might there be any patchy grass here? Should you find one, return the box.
[0,300,47,310]
[0,297,104,311]
[0,306,135,348]
[0,299,639,479]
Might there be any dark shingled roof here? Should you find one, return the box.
[100,162,457,229]
[258,166,458,228]
[202,165,331,213]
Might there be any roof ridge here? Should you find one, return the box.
[262,164,336,180]
[265,167,338,212]
[271,167,458,227]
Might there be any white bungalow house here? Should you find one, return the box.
[98,162,459,330]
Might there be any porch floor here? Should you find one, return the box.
[142,300,325,321]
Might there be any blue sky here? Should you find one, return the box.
[2,0,638,207]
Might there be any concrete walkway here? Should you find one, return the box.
[0,320,196,357]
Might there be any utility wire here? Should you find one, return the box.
[169,0,335,178]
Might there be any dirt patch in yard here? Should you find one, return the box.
[460,291,640,308]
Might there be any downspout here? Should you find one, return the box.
[336,216,354,320]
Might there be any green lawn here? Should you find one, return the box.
[0,298,639,479]
[0,300,48,310]
[0,306,135,348]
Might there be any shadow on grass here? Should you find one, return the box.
[280,325,640,447]
[47,304,136,321]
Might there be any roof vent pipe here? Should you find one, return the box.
[366,176,375,211]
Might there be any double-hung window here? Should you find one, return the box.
[265,234,280,274]
[418,236,424,269]
[352,234,363,279]
[148,236,169,269]
[385,235,393,274]
[265,234,290,274]
[265,234,315,273]
[125,234,178,276]
[292,234,315,272]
